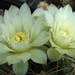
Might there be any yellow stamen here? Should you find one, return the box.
[11,32,27,43]
[60,30,68,37]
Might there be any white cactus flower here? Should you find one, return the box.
[44,4,75,61]
[0,3,49,75]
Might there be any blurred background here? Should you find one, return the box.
[0,0,75,15]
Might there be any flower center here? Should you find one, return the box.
[60,30,68,37]
[11,32,27,43]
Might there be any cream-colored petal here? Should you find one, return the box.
[29,48,47,64]
[6,54,20,65]
[55,48,68,55]
[9,5,19,15]
[7,24,16,36]
[47,47,63,61]
[0,24,16,39]
[48,4,58,16]
[55,7,64,23]
[50,28,73,48]
[52,30,68,47]
[61,17,75,34]
[4,11,22,32]
[18,52,31,63]
[0,53,11,64]
[66,49,75,58]
[60,35,74,48]
[33,31,49,46]
[55,9,66,23]
[4,10,14,24]
[48,30,55,45]
[0,15,4,24]
[68,43,75,48]
[22,12,33,32]
[64,4,72,17]
[49,30,60,48]
[49,39,60,48]
[30,18,44,40]
[0,24,10,35]
[32,8,44,18]
[44,11,54,27]
[55,5,72,23]
[12,15,22,32]
[0,34,10,45]
[38,46,48,53]
[19,3,31,18]
[0,44,15,53]
[13,61,28,75]
[10,39,29,53]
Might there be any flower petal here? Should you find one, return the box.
[19,3,31,18]
[33,31,49,46]
[48,4,58,16]
[55,5,72,23]
[0,15,4,24]
[10,39,29,53]
[38,46,48,53]
[12,15,22,32]
[18,52,31,63]
[30,18,44,39]
[0,23,15,36]
[66,49,75,58]
[22,12,33,32]
[47,47,63,61]
[61,17,75,34]
[32,8,44,18]
[9,5,19,15]
[0,44,15,53]
[44,11,54,27]
[0,53,11,64]
[29,48,47,64]
[64,4,72,17]
[6,54,20,65]
[13,61,28,75]
[4,10,14,24]
[55,48,68,55]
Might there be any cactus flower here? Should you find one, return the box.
[0,3,48,75]
[44,4,75,61]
